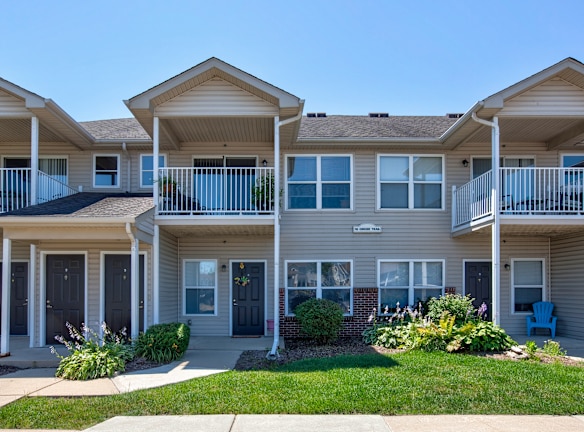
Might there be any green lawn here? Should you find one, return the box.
[1,351,583,430]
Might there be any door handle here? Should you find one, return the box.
[232,298,238,306]
[22,298,28,307]
[139,300,144,310]
[46,300,53,309]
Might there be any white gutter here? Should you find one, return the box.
[471,112,501,325]
[267,104,304,360]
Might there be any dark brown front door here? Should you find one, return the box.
[0,262,28,335]
[105,254,144,335]
[232,262,264,336]
[465,261,492,320]
[45,255,85,344]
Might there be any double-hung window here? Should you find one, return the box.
[94,155,120,188]
[378,260,444,311]
[140,154,166,188]
[378,155,443,209]
[286,155,352,209]
[512,259,544,313]
[286,260,352,314]
[184,260,217,315]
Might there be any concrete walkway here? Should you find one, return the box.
[1,415,584,432]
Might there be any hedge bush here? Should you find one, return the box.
[294,298,344,344]
[135,322,190,363]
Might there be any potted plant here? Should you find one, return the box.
[252,173,276,212]
[158,176,177,195]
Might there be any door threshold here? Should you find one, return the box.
[232,335,262,338]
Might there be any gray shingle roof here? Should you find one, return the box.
[1,193,154,218]
[298,115,458,139]
[79,118,151,140]
[77,115,458,141]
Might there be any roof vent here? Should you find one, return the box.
[447,113,464,119]
[307,113,326,118]
[317,112,326,118]
[369,113,389,118]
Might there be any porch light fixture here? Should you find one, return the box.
[504,263,510,270]
[262,159,268,167]
[221,264,227,272]
[462,159,469,167]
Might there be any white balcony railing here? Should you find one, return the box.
[453,167,584,229]
[157,167,275,216]
[0,168,78,213]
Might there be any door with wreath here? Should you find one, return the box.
[232,262,265,336]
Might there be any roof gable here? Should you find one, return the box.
[156,77,278,117]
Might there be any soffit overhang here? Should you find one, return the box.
[0,78,94,149]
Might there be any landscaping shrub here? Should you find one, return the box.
[135,322,191,363]
[426,294,476,324]
[363,300,516,354]
[294,298,344,344]
[52,322,133,380]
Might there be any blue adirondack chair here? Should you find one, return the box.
[526,301,557,338]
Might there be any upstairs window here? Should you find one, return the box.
[140,154,166,188]
[286,155,352,210]
[378,155,443,209]
[94,155,119,188]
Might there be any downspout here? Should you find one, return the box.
[268,106,304,360]
[471,113,501,325]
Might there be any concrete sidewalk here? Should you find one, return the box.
[5,414,581,432]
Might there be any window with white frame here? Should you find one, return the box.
[512,259,544,313]
[94,155,120,187]
[184,260,217,315]
[140,154,166,188]
[286,155,352,209]
[378,260,444,311]
[286,260,352,314]
[378,155,443,209]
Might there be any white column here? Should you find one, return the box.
[153,117,160,208]
[153,225,160,324]
[31,116,39,205]
[29,244,36,348]
[273,116,281,343]
[130,238,140,340]
[1,237,12,355]
[491,117,501,325]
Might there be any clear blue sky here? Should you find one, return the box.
[2,0,584,121]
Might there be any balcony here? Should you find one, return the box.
[0,168,78,213]
[452,167,584,235]
[157,167,275,218]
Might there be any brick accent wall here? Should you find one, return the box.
[279,287,378,339]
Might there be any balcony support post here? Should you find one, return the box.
[31,116,39,205]
[1,237,12,356]
[472,113,501,326]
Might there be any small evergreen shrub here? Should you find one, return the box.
[294,298,344,344]
[135,322,191,363]
[426,294,476,324]
[52,322,133,380]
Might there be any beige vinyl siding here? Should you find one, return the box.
[158,230,179,323]
[501,78,584,116]
[178,235,274,336]
[279,144,553,334]
[0,91,29,116]
[155,78,278,117]
[550,234,584,340]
